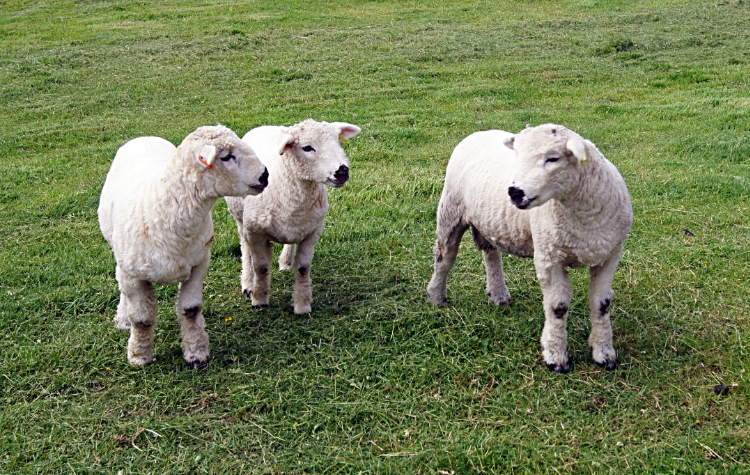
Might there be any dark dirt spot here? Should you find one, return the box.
[553,303,568,319]
[184,305,201,319]
[599,298,611,316]
[714,384,730,396]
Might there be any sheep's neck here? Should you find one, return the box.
[272,159,326,214]
[558,157,626,229]
[147,162,217,245]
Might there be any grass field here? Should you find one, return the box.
[1,0,749,473]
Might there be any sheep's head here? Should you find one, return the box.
[277,119,361,187]
[181,124,269,198]
[503,124,588,210]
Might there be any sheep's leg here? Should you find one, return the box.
[483,250,512,305]
[116,267,157,367]
[278,244,296,271]
[469,225,511,305]
[291,233,320,314]
[587,245,624,371]
[536,260,573,373]
[176,254,210,368]
[248,236,273,307]
[427,222,468,306]
[238,226,255,298]
[113,267,131,330]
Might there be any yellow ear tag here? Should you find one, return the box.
[199,156,214,169]
[580,150,587,166]
[339,133,348,142]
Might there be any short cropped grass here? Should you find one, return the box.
[1,0,749,473]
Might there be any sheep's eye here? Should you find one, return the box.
[301,145,315,153]
[221,154,235,162]
[546,156,560,163]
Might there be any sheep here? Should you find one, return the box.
[98,125,269,367]
[225,119,361,314]
[427,124,633,373]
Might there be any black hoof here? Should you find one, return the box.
[252,304,269,309]
[546,361,571,374]
[186,358,209,369]
[242,289,252,298]
[597,358,617,371]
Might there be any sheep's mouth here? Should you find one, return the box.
[326,177,349,188]
[248,183,268,194]
[513,196,536,210]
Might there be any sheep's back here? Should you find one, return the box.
[98,136,175,243]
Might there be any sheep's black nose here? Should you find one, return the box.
[508,186,525,204]
[334,165,349,181]
[258,168,269,187]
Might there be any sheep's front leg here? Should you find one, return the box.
[116,267,157,367]
[588,245,624,371]
[176,254,210,368]
[278,244,296,271]
[427,222,468,306]
[292,233,320,314]
[483,249,512,305]
[536,260,573,373]
[248,235,273,307]
[238,226,255,298]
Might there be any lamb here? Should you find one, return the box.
[225,119,361,314]
[427,124,633,373]
[98,125,269,367]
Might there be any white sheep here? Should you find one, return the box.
[427,124,633,373]
[225,119,361,314]
[98,125,269,367]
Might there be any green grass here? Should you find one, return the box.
[1,0,749,473]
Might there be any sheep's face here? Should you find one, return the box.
[281,120,361,188]
[504,124,587,210]
[185,125,269,198]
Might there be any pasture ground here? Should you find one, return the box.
[1,0,749,473]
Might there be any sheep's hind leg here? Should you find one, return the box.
[177,255,211,368]
[483,250,512,305]
[238,227,255,298]
[116,267,157,367]
[587,247,623,371]
[113,268,131,330]
[536,261,573,373]
[472,226,511,305]
[278,244,295,271]
[427,222,468,306]
[249,236,273,307]
[291,234,319,314]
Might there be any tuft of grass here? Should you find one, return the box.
[1,0,749,473]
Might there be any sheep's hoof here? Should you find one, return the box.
[293,306,312,315]
[186,357,209,369]
[487,291,512,306]
[546,361,571,373]
[242,289,252,298]
[252,303,269,309]
[128,355,154,367]
[596,357,617,371]
[427,294,449,307]
[591,345,617,371]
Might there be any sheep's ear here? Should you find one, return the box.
[502,134,516,150]
[331,122,361,141]
[195,144,217,169]
[277,133,296,155]
[566,135,588,165]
